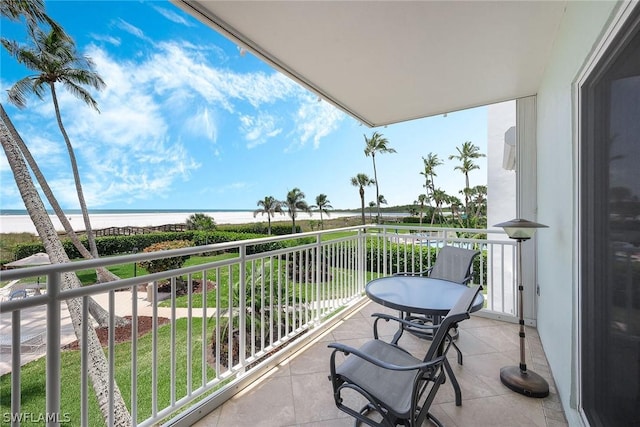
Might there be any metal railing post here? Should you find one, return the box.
[239,243,247,371]
[46,272,61,425]
[11,310,21,426]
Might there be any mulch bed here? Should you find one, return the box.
[62,316,170,350]
[63,279,215,350]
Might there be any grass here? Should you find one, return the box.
[0,318,215,426]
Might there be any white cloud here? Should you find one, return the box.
[90,33,121,46]
[1,25,345,209]
[184,107,217,143]
[239,113,282,148]
[290,97,345,150]
[153,6,195,26]
[116,19,148,42]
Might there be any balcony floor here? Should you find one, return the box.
[193,301,568,427]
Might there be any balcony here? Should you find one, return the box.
[0,225,567,426]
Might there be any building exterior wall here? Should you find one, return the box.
[535,1,619,424]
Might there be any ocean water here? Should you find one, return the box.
[0,209,357,234]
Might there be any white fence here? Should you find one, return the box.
[0,225,516,426]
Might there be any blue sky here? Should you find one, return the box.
[0,1,487,211]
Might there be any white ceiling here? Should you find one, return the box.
[172,1,567,127]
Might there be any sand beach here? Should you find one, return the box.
[0,210,355,234]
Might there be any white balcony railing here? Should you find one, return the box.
[0,224,516,426]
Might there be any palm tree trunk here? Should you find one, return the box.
[372,155,380,222]
[359,188,366,225]
[49,85,99,257]
[1,114,131,425]
[1,104,125,326]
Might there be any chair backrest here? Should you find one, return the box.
[429,245,480,284]
[425,284,482,361]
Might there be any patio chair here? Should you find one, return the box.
[328,285,482,427]
[396,245,480,284]
[395,245,480,365]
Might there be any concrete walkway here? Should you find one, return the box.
[0,289,208,376]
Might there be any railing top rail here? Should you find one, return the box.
[0,224,508,283]
[0,225,370,282]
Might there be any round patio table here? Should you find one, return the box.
[365,275,484,406]
[365,275,484,316]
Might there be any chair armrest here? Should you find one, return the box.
[371,312,440,339]
[328,342,444,372]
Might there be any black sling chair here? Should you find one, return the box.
[329,285,482,427]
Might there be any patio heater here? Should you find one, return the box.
[494,218,549,398]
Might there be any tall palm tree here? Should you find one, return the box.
[419,153,442,211]
[311,194,332,229]
[368,201,376,221]
[364,132,396,222]
[448,141,485,216]
[3,25,106,258]
[351,173,375,225]
[1,106,130,425]
[254,196,283,235]
[283,188,311,234]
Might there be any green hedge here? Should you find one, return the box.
[12,230,310,260]
[217,223,299,235]
[364,241,487,284]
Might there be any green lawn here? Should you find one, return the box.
[0,318,215,426]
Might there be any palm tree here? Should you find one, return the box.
[311,194,332,229]
[419,153,442,212]
[185,213,216,231]
[1,105,130,425]
[351,173,375,225]
[416,194,427,225]
[469,185,487,218]
[368,201,376,221]
[1,0,64,33]
[283,188,311,234]
[364,132,396,222]
[448,141,485,216]
[3,25,106,258]
[254,196,283,235]
[432,188,449,225]
[448,195,464,225]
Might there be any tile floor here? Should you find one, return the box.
[193,301,568,426]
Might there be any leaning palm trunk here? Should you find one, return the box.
[1,116,131,425]
[0,104,125,326]
[49,84,99,258]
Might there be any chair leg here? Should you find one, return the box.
[452,340,463,365]
[444,358,463,406]
[427,412,445,427]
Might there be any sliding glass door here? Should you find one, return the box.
[581,8,640,426]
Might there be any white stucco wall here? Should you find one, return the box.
[535,1,619,424]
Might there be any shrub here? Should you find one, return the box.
[185,213,217,231]
[138,240,192,274]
